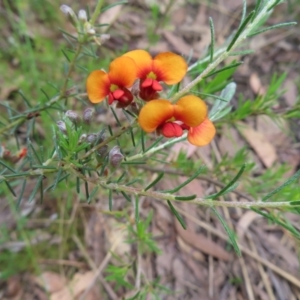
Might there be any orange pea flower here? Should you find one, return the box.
[123,50,187,101]
[138,95,216,146]
[86,56,137,107]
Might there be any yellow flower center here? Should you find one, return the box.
[110,84,119,92]
[146,71,157,80]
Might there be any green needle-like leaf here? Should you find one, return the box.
[247,22,297,37]
[109,189,113,211]
[28,176,43,202]
[262,169,300,202]
[87,186,99,203]
[5,181,16,197]
[209,17,215,63]
[212,207,241,256]
[144,172,164,191]
[227,11,255,51]
[175,194,197,201]
[17,179,27,207]
[167,201,186,229]
[121,191,131,202]
[208,164,246,200]
[162,165,205,194]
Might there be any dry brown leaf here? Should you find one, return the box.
[163,31,195,57]
[237,122,278,168]
[236,211,261,239]
[100,5,123,25]
[283,79,298,107]
[177,236,205,262]
[175,220,232,261]
[249,73,266,96]
[50,272,96,300]
[35,272,67,294]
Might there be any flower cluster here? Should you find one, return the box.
[86,50,215,146]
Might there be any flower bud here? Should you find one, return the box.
[79,133,87,144]
[83,107,94,124]
[84,22,95,35]
[97,145,108,158]
[65,110,80,124]
[86,133,97,144]
[78,9,87,22]
[60,5,78,27]
[57,121,67,134]
[109,146,124,168]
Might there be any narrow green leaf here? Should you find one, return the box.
[17,179,27,208]
[61,49,71,62]
[28,142,42,164]
[175,194,197,201]
[0,159,16,173]
[251,0,262,22]
[227,11,255,51]
[252,208,300,239]
[240,0,247,25]
[32,165,57,170]
[141,130,145,153]
[212,207,241,256]
[167,201,186,229]
[116,171,126,183]
[121,161,146,165]
[290,200,300,206]
[41,89,50,100]
[59,28,77,39]
[135,196,139,223]
[267,0,282,11]
[87,186,99,203]
[209,17,215,63]
[204,62,243,78]
[129,128,136,147]
[210,164,246,200]
[85,181,89,200]
[40,178,44,204]
[247,22,297,37]
[109,189,113,211]
[229,49,255,56]
[28,176,43,202]
[52,168,63,191]
[101,1,128,13]
[18,91,32,108]
[162,165,205,193]
[110,107,121,126]
[5,181,16,197]
[145,136,164,152]
[191,91,228,102]
[262,169,300,202]
[144,172,164,191]
[125,178,141,186]
[44,174,69,192]
[76,177,80,194]
[121,191,131,202]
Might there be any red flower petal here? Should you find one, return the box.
[188,118,216,146]
[86,70,110,103]
[161,122,183,138]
